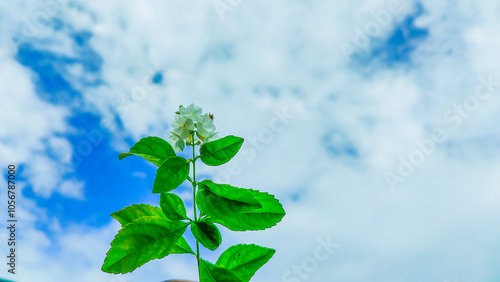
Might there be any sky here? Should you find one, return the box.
[1,0,500,281]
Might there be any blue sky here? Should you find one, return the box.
[1,0,500,281]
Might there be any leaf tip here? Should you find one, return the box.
[118,153,128,160]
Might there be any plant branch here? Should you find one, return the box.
[191,134,201,282]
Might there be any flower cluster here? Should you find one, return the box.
[167,104,219,152]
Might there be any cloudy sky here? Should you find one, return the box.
[1,0,500,281]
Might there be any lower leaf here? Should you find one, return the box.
[200,259,243,282]
[102,216,189,274]
[216,244,275,282]
[171,236,195,255]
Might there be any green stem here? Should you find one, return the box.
[191,135,201,281]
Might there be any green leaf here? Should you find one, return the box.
[200,259,244,282]
[152,156,189,193]
[191,220,222,251]
[110,204,193,255]
[111,204,167,226]
[170,236,195,255]
[200,135,244,166]
[160,192,190,220]
[197,180,261,212]
[102,216,189,274]
[119,136,175,166]
[197,181,285,231]
[216,244,275,282]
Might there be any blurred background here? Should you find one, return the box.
[1,0,499,281]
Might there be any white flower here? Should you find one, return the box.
[172,114,195,139]
[179,103,202,122]
[196,113,216,136]
[170,104,218,144]
[203,132,219,143]
[167,132,185,152]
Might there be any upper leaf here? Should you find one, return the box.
[111,204,167,227]
[199,135,244,166]
[102,217,189,274]
[160,192,190,221]
[216,244,275,282]
[197,181,285,231]
[191,220,222,251]
[200,259,244,282]
[119,136,175,166]
[152,156,190,193]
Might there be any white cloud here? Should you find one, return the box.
[59,179,85,199]
[0,49,74,197]
[3,0,500,281]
